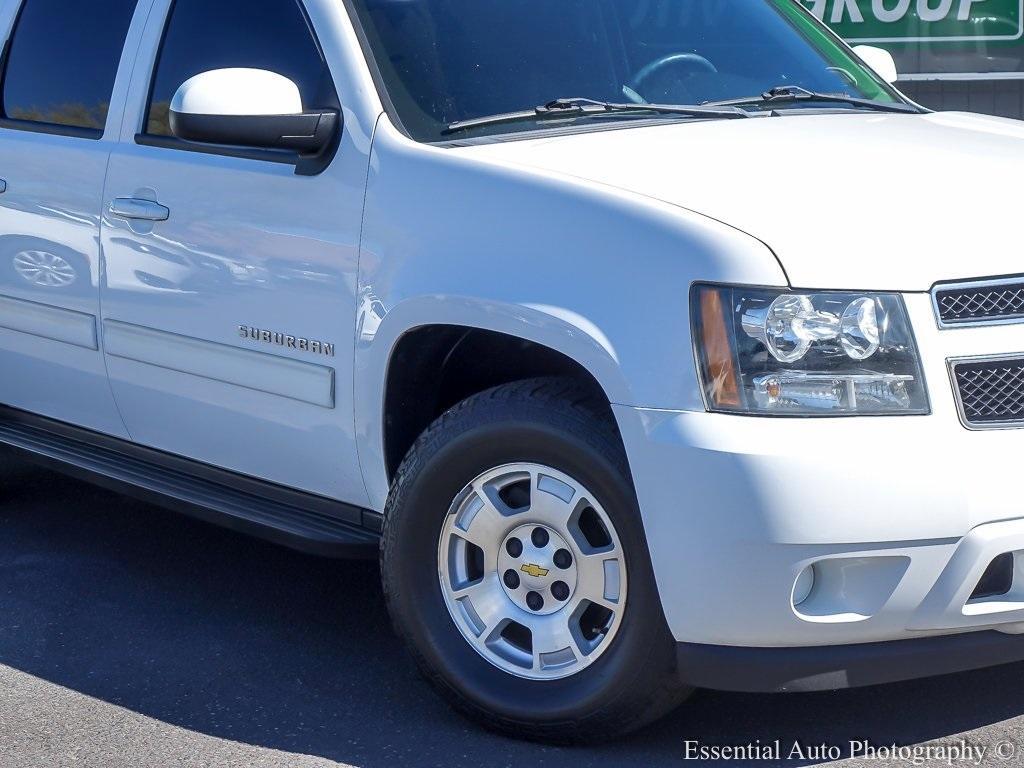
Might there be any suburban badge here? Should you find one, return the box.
[238,325,335,357]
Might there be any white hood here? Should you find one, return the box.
[458,111,1024,292]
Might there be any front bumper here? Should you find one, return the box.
[677,631,1024,692]
[613,292,1024,663]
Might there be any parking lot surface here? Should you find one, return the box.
[2,456,1024,768]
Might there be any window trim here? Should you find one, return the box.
[134,133,299,165]
[140,0,185,140]
[0,0,130,140]
[136,0,342,173]
[337,0,414,142]
[0,117,102,140]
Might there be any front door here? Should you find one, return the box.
[100,0,369,503]
[0,0,141,436]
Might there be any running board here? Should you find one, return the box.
[0,406,381,559]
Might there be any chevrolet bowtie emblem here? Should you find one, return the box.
[520,563,549,578]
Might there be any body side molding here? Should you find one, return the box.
[0,405,380,558]
[104,320,336,408]
[0,294,98,349]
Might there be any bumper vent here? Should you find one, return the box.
[951,356,1024,428]
[971,553,1015,601]
[934,279,1024,327]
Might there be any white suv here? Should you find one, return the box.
[1,0,1023,743]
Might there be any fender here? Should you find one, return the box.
[354,120,788,510]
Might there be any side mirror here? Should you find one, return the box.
[852,45,898,85]
[169,68,338,155]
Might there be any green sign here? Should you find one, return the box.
[800,0,1023,42]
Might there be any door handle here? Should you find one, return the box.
[109,197,169,223]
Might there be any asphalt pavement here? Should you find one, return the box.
[2,456,1024,767]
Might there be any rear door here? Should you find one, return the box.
[0,0,142,435]
[99,0,370,503]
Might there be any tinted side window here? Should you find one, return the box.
[146,0,334,137]
[2,0,138,133]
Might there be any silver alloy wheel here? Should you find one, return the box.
[12,250,77,288]
[438,463,627,680]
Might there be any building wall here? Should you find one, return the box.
[899,79,1024,119]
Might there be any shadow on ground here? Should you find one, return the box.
[1,458,1022,767]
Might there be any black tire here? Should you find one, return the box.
[381,377,692,743]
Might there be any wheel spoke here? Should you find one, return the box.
[453,488,511,553]
[527,470,579,527]
[575,551,623,607]
[530,613,580,662]
[452,574,513,638]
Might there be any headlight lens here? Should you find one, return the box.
[692,285,929,415]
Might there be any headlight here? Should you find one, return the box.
[691,284,929,415]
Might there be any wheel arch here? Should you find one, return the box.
[354,296,632,511]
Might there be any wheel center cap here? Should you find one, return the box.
[497,524,578,616]
[519,562,550,580]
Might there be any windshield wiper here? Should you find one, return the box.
[444,97,751,135]
[704,85,921,114]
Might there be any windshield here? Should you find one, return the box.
[350,0,904,142]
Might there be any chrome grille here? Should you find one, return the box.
[934,278,1024,327]
[951,356,1024,428]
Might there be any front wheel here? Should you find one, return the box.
[381,378,691,743]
